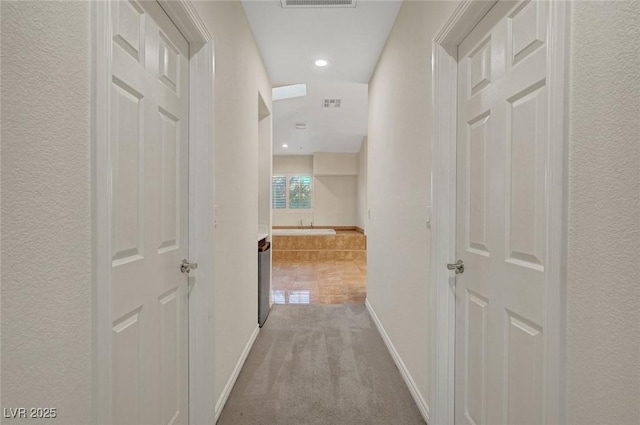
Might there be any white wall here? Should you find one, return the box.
[1,2,92,423]
[566,2,640,423]
[313,152,358,175]
[357,137,368,232]
[191,1,272,412]
[367,1,458,414]
[314,175,358,226]
[273,154,313,174]
[258,95,272,233]
[313,153,359,226]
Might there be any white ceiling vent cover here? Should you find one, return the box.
[281,0,356,8]
[323,99,342,108]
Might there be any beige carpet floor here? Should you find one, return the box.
[217,305,426,425]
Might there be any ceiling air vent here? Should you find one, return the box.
[323,99,342,108]
[281,0,356,9]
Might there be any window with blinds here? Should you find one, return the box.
[272,174,312,210]
[272,176,287,209]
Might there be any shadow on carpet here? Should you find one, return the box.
[217,304,426,425]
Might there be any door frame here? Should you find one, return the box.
[430,1,570,423]
[92,1,215,423]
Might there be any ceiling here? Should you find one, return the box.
[242,0,402,155]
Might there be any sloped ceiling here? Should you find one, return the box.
[242,0,402,155]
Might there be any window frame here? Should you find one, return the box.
[272,173,314,212]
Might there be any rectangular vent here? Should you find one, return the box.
[281,0,356,8]
[323,99,341,108]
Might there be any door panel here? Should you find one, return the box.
[112,308,143,425]
[159,288,182,425]
[455,2,549,424]
[467,112,490,255]
[113,0,145,63]
[506,312,544,425]
[158,108,180,252]
[464,290,488,425]
[111,78,144,266]
[111,1,189,424]
[506,81,546,270]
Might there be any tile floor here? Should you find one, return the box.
[271,259,367,305]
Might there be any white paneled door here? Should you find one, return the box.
[110,1,189,424]
[455,1,551,424]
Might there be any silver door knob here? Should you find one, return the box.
[447,259,464,274]
[180,259,198,274]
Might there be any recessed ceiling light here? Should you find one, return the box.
[282,144,288,148]
[314,59,328,67]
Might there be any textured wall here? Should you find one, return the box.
[567,2,640,424]
[367,0,457,413]
[1,2,92,423]
[191,0,273,411]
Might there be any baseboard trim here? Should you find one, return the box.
[365,299,430,423]
[214,325,260,422]
[272,225,358,231]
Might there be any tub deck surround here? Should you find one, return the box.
[272,228,336,236]
[272,230,366,262]
[272,225,360,230]
[272,225,364,233]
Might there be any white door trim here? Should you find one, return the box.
[429,1,570,424]
[92,2,215,423]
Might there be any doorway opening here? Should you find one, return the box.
[270,147,368,305]
[269,91,369,306]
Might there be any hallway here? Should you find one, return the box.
[217,305,424,425]
[1,1,638,424]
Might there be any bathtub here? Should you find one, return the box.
[272,228,336,236]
